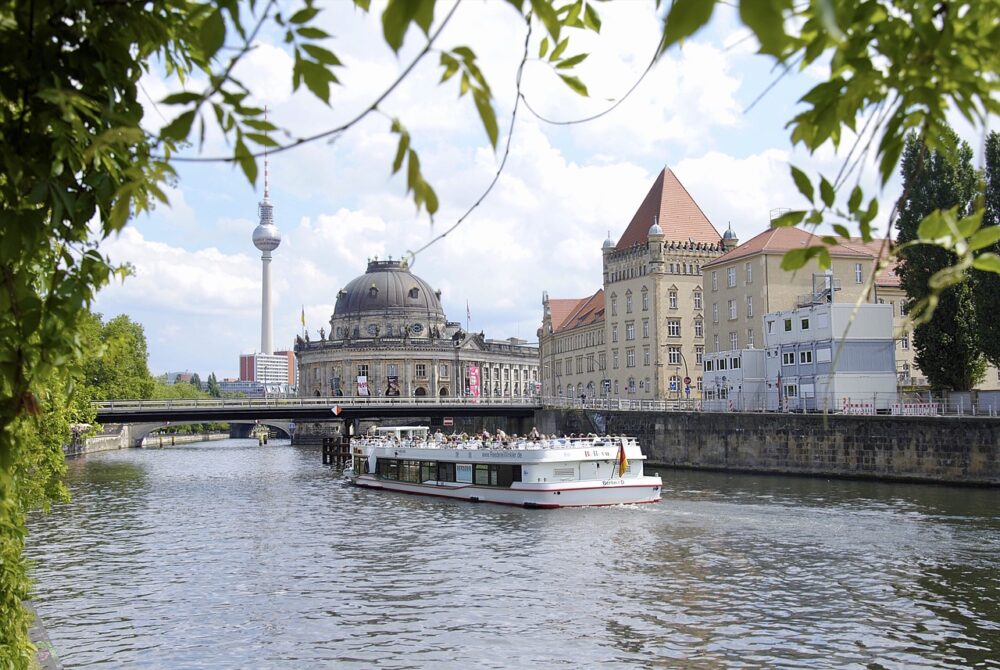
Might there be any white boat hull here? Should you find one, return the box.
[352,473,662,508]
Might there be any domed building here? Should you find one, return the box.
[295,259,539,398]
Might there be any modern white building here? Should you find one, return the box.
[704,298,897,412]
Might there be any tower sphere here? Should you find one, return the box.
[253,222,281,252]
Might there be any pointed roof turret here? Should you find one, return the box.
[615,168,721,249]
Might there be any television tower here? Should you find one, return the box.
[252,139,281,355]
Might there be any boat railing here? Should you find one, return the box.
[351,435,637,451]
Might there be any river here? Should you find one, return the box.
[25,438,1000,668]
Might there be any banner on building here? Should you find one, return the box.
[386,375,400,396]
[357,375,369,396]
[468,365,481,398]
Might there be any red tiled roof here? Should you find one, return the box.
[546,298,583,332]
[702,226,874,268]
[552,289,605,334]
[616,168,722,249]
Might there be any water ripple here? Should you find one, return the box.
[24,439,1000,668]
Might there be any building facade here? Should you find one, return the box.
[539,289,606,399]
[296,259,539,398]
[600,169,731,399]
[240,350,296,386]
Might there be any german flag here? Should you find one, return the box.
[617,442,629,477]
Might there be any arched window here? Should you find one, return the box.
[409,287,420,299]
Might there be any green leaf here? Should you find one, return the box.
[289,7,320,24]
[790,165,813,202]
[917,210,949,241]
[161,91,202,106]
[771,210,807,228]
[382,0,417,52]
[530,0,561,41]
[391,124,410,174]
[819,176,835,208]
[661,0,716,51]
[847,185,862,212]
[558,73,588,96]
[781,247,820,271]
[299,60,334,103]
[973,252,1000,273]
[472,89,498,148]
[353,0,371,9]
[199,9,226,59]
[539,36,550,59]
[550,37,569,61]
[969,225,1000,252]
[160,110,196,142]
[302,43,342,66]
[739,0,791,56]
[583,3,601,32]
[296,26,331,39]
[235,138,257,185]
[957,210,984,238]
[555,53,588,69]
[244,132,279,147]
[833,224,851,238]
[414,0,435,34]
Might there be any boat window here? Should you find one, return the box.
[474,464,491,485]
[420,461,435,482]
[437,462,455,482]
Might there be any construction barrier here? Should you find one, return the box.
[842,398,876,415]
[891,402,940,416]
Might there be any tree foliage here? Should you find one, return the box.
[973,132,1000,368]
[207,372,222,398]
[82,315,156,401]
[895,131,985,391]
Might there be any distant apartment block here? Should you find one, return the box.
[240,350,297,386]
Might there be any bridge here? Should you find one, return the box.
[94,396,542,424]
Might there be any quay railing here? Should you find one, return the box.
[541,392,1000,418]
[93,395,544,411]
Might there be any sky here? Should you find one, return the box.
[93,0,989,379]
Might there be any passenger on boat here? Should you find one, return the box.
[529,426,540,440]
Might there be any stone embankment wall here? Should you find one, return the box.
[537,409,1000,485]
[65,427,229,456]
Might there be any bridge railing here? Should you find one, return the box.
[94,396,543,411]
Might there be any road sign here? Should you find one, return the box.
[684,376,691,385]
[443,417,454,427]
[332,405,342,416]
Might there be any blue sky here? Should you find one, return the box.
[93,0,984,380]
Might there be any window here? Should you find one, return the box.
[901,300,910,316]
[626,348,636,367]
[855,263,863,283]
[746,296,753,318]
[731,356,741,369]
[668,346,680,365]
[900,334,910,349]
[713,303,719,323]
[628,378,636,394]
[440,364,448,377]
[576,357,584,374]
[697,376,703,391]
[747,329,754,348]
[784,319,792,332]
[611,295,617,316]
[667,319,681,337]
[358,364,369,378]
[387,363,398,376]
[694,319,703,338]
[416,363,427,377]
[643,348,651,366]
[801,318,810,330]
[642,319,650,338]
[612,324,618,343]
[784,384,798,398]
[587,355,595,373]
[626,322,635,340]
[800,350,813,364]
[642,289,649,311]
[718,358,727,370]
[694,290,702,310]
[713,334,720,352]
[626,292,633,313]
[613,349,619,369]
[745,261,752,284]
[727,267,737,288]
[408,287,420,299]
[730,331,738,350]
[782,352,795,365]
[669,290,678,309]
[728,299,737,320]
[599,352,606,370]
[695,346,704,365]
[712,271,718,291]
[705,359,713,371]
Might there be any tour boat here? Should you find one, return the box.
[348,427,662,508]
